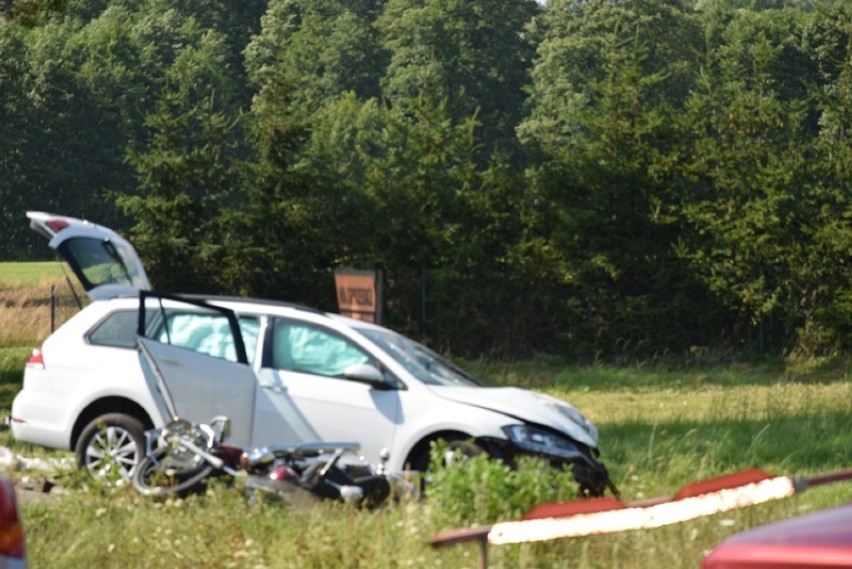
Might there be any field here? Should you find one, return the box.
[0,262,71,286]
[0,261,83,347]
[2,262,851,568]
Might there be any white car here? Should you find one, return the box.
[11,211,616,496]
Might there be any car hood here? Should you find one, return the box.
[428,385,598,448]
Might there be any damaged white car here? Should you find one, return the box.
[11,211,616,496]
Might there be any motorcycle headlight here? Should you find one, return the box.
[502,424,585,461]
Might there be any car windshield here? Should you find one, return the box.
[357,327,480,387]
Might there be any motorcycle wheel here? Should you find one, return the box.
[132,447,216,498]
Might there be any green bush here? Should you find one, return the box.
[426,441,579,527]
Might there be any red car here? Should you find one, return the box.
[702,502,852,569]
[0,475,26,569]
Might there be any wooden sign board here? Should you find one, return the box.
[334,269,382,324]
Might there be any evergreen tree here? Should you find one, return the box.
[0,22,35,258]
[377,0,540,160]
[118,23,246,293]
[673,4,845,355]
[519,0,708,357]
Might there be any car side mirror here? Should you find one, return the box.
[343,363,393,390]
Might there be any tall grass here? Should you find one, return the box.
[0,280,82,347]
[0,348,30,410]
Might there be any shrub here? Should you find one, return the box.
[426,441,579,527]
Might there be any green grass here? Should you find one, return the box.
[4,359,851,568]
[463,356,851,390]
[0,262,68,285]
[0,348,28,410]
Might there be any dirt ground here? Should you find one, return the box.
[0,443,69,507]
[14,476,63,506]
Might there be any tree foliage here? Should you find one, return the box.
[518,0,714,355]
[3,0,852,360]
[671,4,852,355]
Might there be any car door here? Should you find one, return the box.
[262,317,401,464]
[251,367,323,447]
[137,292,256,448]
[27,211,150,300]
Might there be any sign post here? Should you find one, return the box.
[334,269,382,324]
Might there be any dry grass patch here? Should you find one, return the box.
[0,280,82,347]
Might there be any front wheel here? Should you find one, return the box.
[411,436,486,473]
[132,447,215,498]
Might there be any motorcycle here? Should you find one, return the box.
[131,414,393,508]
[132,334,401,508]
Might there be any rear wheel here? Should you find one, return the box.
[76,413,145,483]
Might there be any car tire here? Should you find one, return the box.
[76,413,146,483]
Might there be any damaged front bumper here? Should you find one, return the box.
[476,426,620,498]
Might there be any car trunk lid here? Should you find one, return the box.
[27,211,150,301]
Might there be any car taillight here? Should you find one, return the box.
[45,219,69,233]
[0,478,25,559]
[26,349,45,370]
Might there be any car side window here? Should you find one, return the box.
[87,310,139,348]
[154,312,259,364]
[271,320,370,378]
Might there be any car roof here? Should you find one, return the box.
[99,292,321,314]
[96,291,391,336]
[177,293,325,315]
[194,294,390,333]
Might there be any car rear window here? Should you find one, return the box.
[87,310,139,349]
[60,236,144,288]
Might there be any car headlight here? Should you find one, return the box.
[502,424,585,461]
